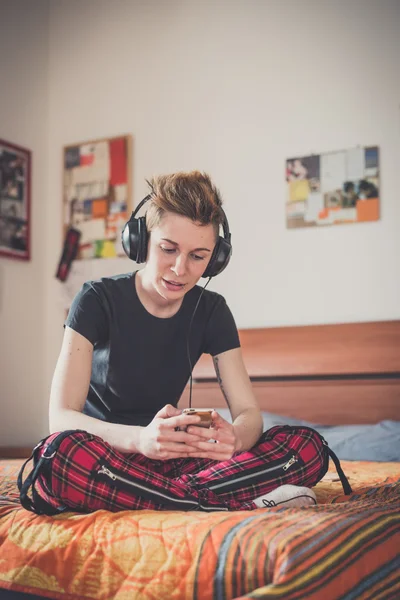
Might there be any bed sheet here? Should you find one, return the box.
[0,458,399,600]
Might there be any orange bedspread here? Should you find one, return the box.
[0,459,399,599]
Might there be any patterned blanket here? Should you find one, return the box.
[0,459,399,599]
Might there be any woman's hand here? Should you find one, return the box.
[185,411,240,461]
[138,404,206,460]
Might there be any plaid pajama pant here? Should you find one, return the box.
[35,426,327,513]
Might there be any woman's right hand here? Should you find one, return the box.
[138,404,205,460]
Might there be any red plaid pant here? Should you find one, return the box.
[35,426,326,513]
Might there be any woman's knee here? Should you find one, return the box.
[39,429,97,461]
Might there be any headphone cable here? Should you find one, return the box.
[186,277,212,409]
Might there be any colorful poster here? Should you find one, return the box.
[286,146,380,229]
[63,135,132,259]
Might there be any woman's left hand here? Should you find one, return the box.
[185,411,241,461]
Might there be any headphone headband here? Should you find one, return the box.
[130,194,152,219]
[121,194,232,278]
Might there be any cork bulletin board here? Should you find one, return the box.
[63,134,132,259]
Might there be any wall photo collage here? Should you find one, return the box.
[286,146,379,229]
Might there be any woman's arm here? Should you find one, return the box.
[49,326,205,456]
[213,347,263,451]
[185,347,263,459]
[49,327,145,453]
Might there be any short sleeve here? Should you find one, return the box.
[64,282,109,345]
[202,297,240,356]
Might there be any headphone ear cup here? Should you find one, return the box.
[121,216,148,263]
[121,195,153,263]
[137,216,148,263]
[121,219,139,261]
[203,237,232,278]
[203,239,220,278]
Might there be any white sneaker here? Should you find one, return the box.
[254,484,317,509]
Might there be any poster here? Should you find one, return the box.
[286,146,379,229]
[63,135,132,259]
[0,139,31,260]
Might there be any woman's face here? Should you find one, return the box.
[144,212,217,302]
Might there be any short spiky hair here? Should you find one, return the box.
[145,171,224,237]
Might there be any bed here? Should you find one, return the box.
[0,319,399,600]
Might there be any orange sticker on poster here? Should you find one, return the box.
[92,199,108,218]
[356,198,379,222]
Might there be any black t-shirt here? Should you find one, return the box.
[65,271,240,426]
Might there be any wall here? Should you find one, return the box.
[1,0,400,445]
[0,0,50,445]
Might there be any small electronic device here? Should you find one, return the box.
[55,227,81,282]
[182,408,214,428]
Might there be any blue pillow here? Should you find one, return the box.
[217,408,400,462]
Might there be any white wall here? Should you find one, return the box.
[1,0,400,445]
[0,0,49,445]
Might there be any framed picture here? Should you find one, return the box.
[0,138,31,260]
[63,134,132,259]
[286,145,380,229]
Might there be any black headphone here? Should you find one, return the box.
[121,194,232,278]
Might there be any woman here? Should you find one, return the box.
[33,171,321,514]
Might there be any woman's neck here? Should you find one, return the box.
[135,269,183,318]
